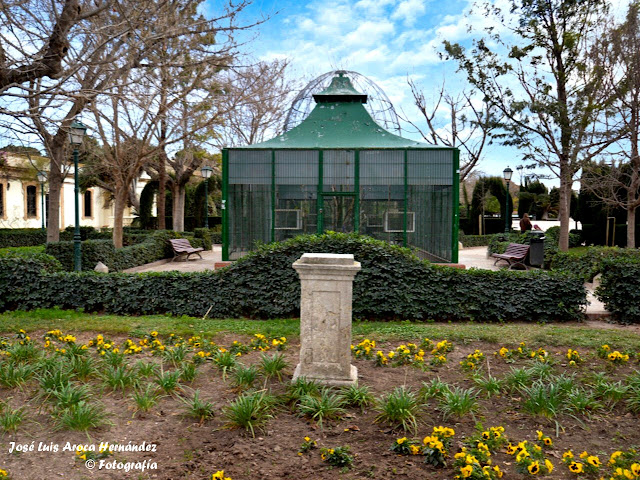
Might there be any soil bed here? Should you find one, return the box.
[1,331,639,479]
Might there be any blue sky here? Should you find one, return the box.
[210,0,630,187]
[215,0,528,182]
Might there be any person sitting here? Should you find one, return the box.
[519,213,532,232]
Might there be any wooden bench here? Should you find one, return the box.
[491,243,530,270]
[169,238,204,262]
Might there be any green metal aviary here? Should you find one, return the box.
[222,72,460,263]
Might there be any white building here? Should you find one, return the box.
[0,151,148,230]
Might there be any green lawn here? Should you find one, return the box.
[0,245,45,255]
[2,308,639,350]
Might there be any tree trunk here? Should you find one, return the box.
[157,159,166,230]
[46,165,63,243]
[112,187,128,249]
[628,206,636,249]
[172,183,186,232]
[45,144,68,243]
[558,165,571,252]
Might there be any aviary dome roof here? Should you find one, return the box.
[234,72,450,150]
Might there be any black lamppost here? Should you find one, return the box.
[201,165,213,229]
[69,120,88,272]
[36,171,47,231]
[503,166,513,234]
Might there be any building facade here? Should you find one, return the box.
[0,152,148,230]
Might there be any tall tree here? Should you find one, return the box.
[582,2,640,247]
[15,0,257,241]
[444,0,613,251]
[405,79,498,181]
[0,0,111,92]
[216,59,295,147]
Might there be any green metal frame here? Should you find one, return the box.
[452,149,460,263]
[222,149,229,261]
[222,146,460,262]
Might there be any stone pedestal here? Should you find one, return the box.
[292,253,361,386]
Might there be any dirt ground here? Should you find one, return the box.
[1,332,639,480]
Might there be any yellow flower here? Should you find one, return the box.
[587,455,601,467]
[493,465,503,478]
[460,465,473,478]
[409,445,421,455]
[563,450,574,460]
[631,463,640,476]
[528,461,540,475]
[545,459,553,473]
[543,437,552,446]
[304,436,310,442]
[609,451,623,464]
[568,462,583,473]
[151,331,158,337]
[580,451,589,459]
[397,437,407,445]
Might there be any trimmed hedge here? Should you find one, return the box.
[44,231,202,271]
[459,234,495,247]
[553,247,640,282]
[0,228,47,248]
[596,257,640,324]
[1,233,587,322]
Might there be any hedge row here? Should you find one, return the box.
[553,247,640,282]
[44,231,207,272]
[0,226,221,249]
[1,233,587,322]
[459,234,495,247]
[596,258,640,324]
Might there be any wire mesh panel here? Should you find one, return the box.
[407,151,454,261]
[323,150,355,192]
[227,151,272,259]
[359,150,405,243]
[275,150,319,241]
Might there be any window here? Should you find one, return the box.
[84,190,93,218]
[26,185,37,217]
[0,183,4,217]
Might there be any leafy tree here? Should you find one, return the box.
[471,176,513,234]
[581,2,640,247]
[444,0,613,250]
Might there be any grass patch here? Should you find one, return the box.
[2,309,640,351]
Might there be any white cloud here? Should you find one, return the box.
[391,0,428,26]
[343,21,395,47]
[354,0,397,15]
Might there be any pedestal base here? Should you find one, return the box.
[292,364,358,387]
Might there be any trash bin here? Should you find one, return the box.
[529,233,545,267]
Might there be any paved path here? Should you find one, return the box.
[123,246,222,273]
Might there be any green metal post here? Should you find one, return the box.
[204,177,209,229]
[403,150,408,247]
[452,149,460,263]
[40,181,45,230]
[317,150,324,233]
[504,180,510,234]
[73,147,82,271]
[222,149,229,261]
[271,150,275,242]
[354,150,360,233]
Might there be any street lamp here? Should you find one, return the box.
[503,166,513,234]
[201,165,213,229]
[68,120,88,272]
[36,171,47,231]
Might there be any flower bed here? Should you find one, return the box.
[1,328,639,479]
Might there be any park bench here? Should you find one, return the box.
[491,243,530,270]
[169,238,204,262]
